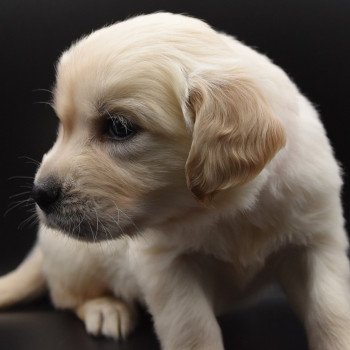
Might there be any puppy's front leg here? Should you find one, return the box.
[0,244,45,308]
[142,253,224,350]
[277,243,350,350]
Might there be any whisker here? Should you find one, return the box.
[112,201,141,235]
[78,213,86,239]
[8,175,35,180]
[91,204,110,253]
[99,215,114,242]
[93,210,103,249]
[19,185,34,189]
[8,198,32,206]
[95,209,99,236]
[9,191,31,199]
[4,198,33,217]
[89,201,114,252]
[18,212,38,230]
[32,88,54,95]
[86,217,96,244]
[18,156,41,166]
[106,213,126,238]
[101,221,113,242]
[33,101,54,109]
[72,213,85,241]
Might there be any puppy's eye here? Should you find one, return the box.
[106,115,137,140]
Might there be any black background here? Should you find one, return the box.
[0,0,349,273]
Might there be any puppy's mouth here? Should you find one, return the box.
[36,199,135,242]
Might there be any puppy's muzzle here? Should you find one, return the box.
[31,178,61,214]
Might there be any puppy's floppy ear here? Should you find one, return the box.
[183,68,286,202]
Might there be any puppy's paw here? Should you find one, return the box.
[76,296,137,340]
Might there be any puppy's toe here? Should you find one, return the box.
[77,296,137,340]
[84,308,103,336]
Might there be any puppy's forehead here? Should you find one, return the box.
[53,13,218,134]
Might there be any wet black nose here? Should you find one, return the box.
[31,180,61,213]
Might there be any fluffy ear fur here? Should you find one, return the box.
[184,68,286,202]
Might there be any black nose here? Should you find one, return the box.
[31,180,61,213]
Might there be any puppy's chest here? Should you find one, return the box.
[199,215,287,279]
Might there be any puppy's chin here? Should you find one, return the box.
[36,206,131,242]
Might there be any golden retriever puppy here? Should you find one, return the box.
[1,12,349,350]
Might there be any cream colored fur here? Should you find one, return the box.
[0,12,349,350]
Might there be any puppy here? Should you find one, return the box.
[1,12,349,350]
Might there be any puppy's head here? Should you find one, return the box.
[33,13,285,241]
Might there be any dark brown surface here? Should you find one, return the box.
[0,292,307,350]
